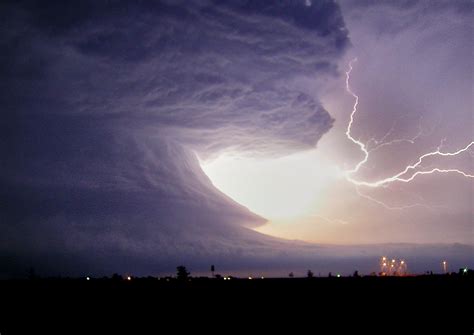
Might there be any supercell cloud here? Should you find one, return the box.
[0,0,349,276]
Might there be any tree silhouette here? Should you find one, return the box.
[177,266,190,280]
[211,265,215,278]
[307,270,314,278]
[289,272,294,278]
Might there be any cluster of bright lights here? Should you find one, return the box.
[379,256,407,276]
[343,59,473,208]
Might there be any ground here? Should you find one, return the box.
[0,275,472,333]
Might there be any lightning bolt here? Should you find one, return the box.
[344,58,369,176]
[342,58,474,207]
[347,141,474,187]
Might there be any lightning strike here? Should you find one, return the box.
[344,58,369,176]
[346,140,474,187]
[342,58,474,207]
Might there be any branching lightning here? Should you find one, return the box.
[342,58,474,208]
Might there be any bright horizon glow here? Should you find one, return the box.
[200,149,340,221]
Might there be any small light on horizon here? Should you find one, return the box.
[336,274,341,278]
[127,276,132,281]
[248,276,253,280]
[442,261,448,274]
[86,276,90,281]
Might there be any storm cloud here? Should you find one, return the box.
[0,0,350,277]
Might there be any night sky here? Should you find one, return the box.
[1,0,472,278]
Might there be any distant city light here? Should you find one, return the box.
[380,256,408,276]
[442,261,448,274]
[127,276,132,281]
[248,276,253,280]
[336,274,341,278]
[261,277,265,279]
[86,277,90,281]
[463,268,468,273]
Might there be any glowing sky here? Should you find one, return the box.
[0,0,472,277]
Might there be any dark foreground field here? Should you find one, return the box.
[1,275,472,334]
